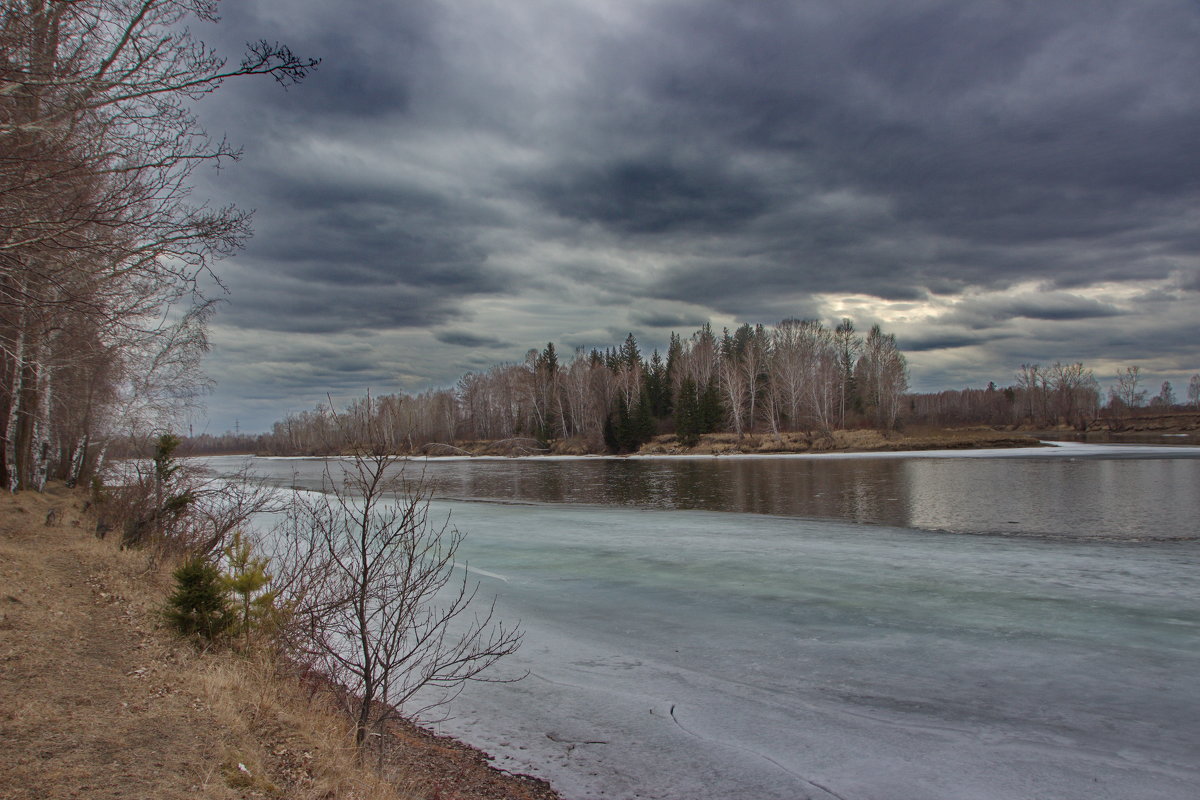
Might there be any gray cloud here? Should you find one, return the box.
[631,310,706,330]
[901,333,995,353]
[434,330,508,348]
[188,0,1200,430]
[1002,297,1124,322]
[527,157,770,235]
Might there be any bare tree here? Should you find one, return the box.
[276,452,522,751]
[1110,365,1147,409]
[855,324,907,430]
[0,1,316,490]
[1150,380,1176,408]
[1049,362,1099,428]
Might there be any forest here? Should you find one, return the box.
[188,327,1199,458]
[201,320,906,456]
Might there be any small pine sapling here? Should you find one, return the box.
[221,530,281,648]
[166,557,236,642]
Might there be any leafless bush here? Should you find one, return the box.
[273,452,523,753]
[96,437,283,560]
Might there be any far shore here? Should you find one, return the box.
[194,427,1049,460]
[186,411,1200,461]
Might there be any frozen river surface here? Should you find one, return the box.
[433,502,1198,800]
[210,445,1200,799]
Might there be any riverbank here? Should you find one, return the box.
[0,486,559,800]
[435,427,1042,457]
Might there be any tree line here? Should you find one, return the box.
[209,318,909,456]
[191,348,1200,457]
[1,0,315,491]
[906,363,1200,429]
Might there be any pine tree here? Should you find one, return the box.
[675,378,701,447]
[699,381,724,433]
[221,530,280,647]
[619,332,643,369]
[166,557,236,641]
[645,350,672,418]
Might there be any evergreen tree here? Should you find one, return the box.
[166,557,236,641]
[675,378,702,447]
[699,381,724,433]
[535,342,561,439]
[604,391,655,453]
[630,391,655,447]
[619,332,643,368]
[665,332,684,402]
[645,350,672,418]
[603,396,624,452]
[222,530,280,647]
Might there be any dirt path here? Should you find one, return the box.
[0,487,560,800]
[0,486,234,798]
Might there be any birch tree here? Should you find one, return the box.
[855,325,907,430]
[0,0,316,489]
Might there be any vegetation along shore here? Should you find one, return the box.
[0,482,559,800]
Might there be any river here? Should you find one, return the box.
[201,442,1200,800]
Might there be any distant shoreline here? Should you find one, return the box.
[194,427,1047,460]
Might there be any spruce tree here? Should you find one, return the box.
[166,557,235,641]
[699,381,724,433]
[630,390,655,448]
[619,332,643,368]
[646,350,672,418]
[675,378,701,447]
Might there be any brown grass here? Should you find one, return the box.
[633,426,1039,455]
[0,486,557,800]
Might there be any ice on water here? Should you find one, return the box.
[208,447,1200,800]
[424,501,1199,800]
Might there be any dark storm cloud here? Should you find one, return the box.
[901,332,994,353]
[434,331,508,348]
[527,157,770,235]
[1179,271,1200,293]
[191,0,1200,429]
[249,199,495,290]
[568,0,1200,303]
[631,310,704,330]
[1002,297,1124,322]
[219,265,467,334]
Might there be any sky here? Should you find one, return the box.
[188,0,1200,434]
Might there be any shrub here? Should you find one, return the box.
[166,556,236,641]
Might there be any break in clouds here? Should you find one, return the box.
[191,0,1200,431]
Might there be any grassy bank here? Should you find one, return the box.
[0,487,557,800]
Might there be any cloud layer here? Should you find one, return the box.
[190,0,1200,431]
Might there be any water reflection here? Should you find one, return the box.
[219,451,1200,541]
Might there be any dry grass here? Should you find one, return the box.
[197,653,413,800]
[635,427,1040,455]
[0,486,555,800]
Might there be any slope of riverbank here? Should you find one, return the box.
[0,486,558,800]
[636,427,1041,455]
[437,427,1041,457]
